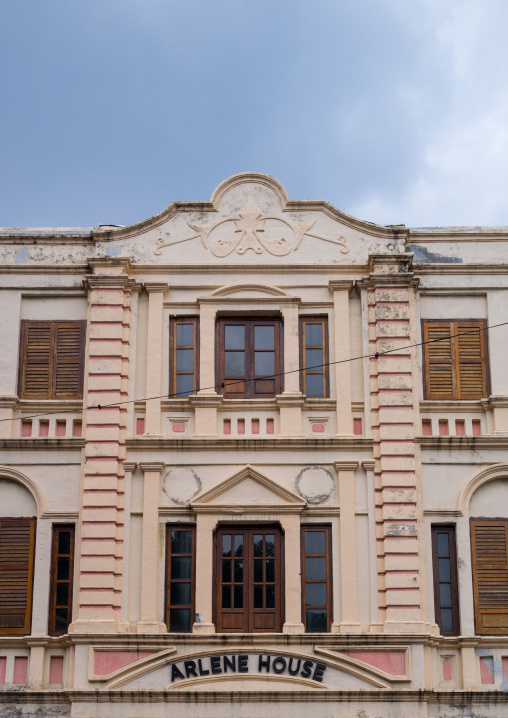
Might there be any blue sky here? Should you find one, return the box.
[1,0,508,228]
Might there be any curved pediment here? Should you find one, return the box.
[191,465,305,513]
[102,649,392,691]
[209,283,292,299]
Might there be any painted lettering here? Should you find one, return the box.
[210,656,222,674]
[171,664,185,682]
[272,657,286,674]
[184,660,197,678]
[288,658,301,676]
[223,655,236,673]
[300,660,313,678]
[238,655,248,673]
[258,654,270,672]
[198,659,209,676]
[312,663,326,683]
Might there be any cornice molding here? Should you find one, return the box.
[126,437,374,451]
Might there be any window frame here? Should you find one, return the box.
[48,523,75,636]
[18,320,86,401]
[169,316,200,398]
[0,517,36,635]
[431,524,460,636]
[213,525,284,633]
[165,524,196,633]
[422,318,490,400]
[216,317,283,399]
[301,525,333,633]
[299,316,330,398]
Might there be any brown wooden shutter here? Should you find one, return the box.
[456,322,487,399]
[0,518,36,634]
[423,322,455,399]
[54,322,85,399]
[471,520,508,635]
[20,322,53,399]
[19,320,85,400]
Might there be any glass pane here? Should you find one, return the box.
[222,585,231,609]
[176,374,194,396]
[266,585,275,609]
[305,348,323,368]
[171,556,191,579]
[234,585,243,608]
[234,560,243,583]
[58,531,71,554]
[225,351,245,375]
[437,533,450,557]
[222,560,231,583]
[306,609,327,633]
[305,531,326,555]
[266,560,275,583]
[254,325,274,350]
[305,582,327,607]
[176,348,194,371]
[254,585,263,608]
[170,582,191,605]
[440,608,453,633]
[222,535,232,557]
[439,583,452,607]
[438,558,451,582]
[55,608,68,633]
[225,325,245,350]
[253,535,263,557]
[56,583,69,606]
[305,323,323,346]
[234,535,243,557]
[255,352,274,376]
[57,557,70,581]
[254,560,263,583]
[176,324,194,347]
[305,557,327,580]
[266,535,275,557]
[171,531,192,554]
[170,608,191,633]
[305,374,324,397]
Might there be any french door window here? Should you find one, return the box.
[216,318,283,398]
[215,526,283,632]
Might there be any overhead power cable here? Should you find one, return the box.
[2,321,507,425]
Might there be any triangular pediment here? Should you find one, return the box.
[191,466,305,512]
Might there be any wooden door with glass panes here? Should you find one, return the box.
[215,527,282,632]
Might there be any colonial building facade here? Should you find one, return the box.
[0,173,507,717]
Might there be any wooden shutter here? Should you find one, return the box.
[19,321,85,400]
[54,322,85,399]
[471,520,508,635]
[456,322,487,399]
[423,322,455,399]
[423,320,488,400]
[0,518,36,634]
[20,322,53,399]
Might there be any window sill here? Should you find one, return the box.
[419,400,486,414]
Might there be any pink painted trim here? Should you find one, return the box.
[442,658,453,681]
[94,651,154,676]
[342,650,406,676]
[480,656,495,684]
[0,657,6,684]
[49,656,64,684]
[13,657,28,685]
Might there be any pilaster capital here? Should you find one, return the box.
[362,460,376,471]
[189,393,223,408]
[328,279,354,293]
[123,462,137,473]
[0,396,18,409]
[84,275,142,292]
[276,393,305,408]
[88,257,132,275]
[333,460,359,473]
[139,461,165,474]
[144,282,168,294]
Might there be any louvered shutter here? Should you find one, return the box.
[20,322,53,399]
[456,322,487,399]
[54,322,85,399]
[471,520,508,635]
[0,519,36,634]
[423,322,455,399]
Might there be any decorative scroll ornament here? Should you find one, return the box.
[153,201,350,257]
